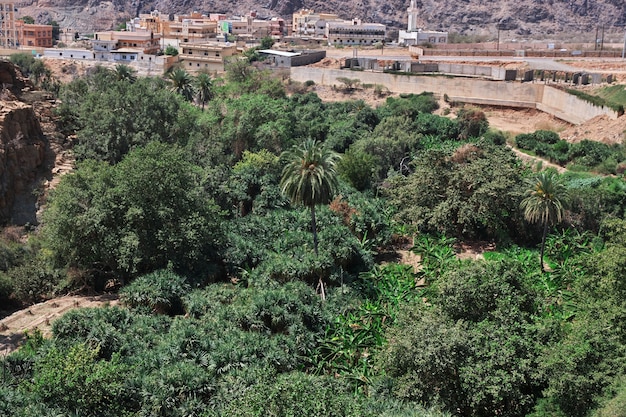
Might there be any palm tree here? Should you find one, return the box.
[280,139,340,298]
[520,170,568,272]
[114,64,137,83]
[166,68,195,101]
[194,73,213,110]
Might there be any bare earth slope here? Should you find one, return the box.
[0,295,119,355]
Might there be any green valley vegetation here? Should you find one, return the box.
[1,58,626,417]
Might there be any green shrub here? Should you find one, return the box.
[7,258,62,304]
[516,133,538,150]
[0,273,12,300]
[29,343,132,416]
[534,130,561,144]
[219,372,367,416]
[120,269,190,315]
[568,140,613,167]
[337,148,377,191]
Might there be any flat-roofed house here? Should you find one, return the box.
[179,42,238,72]
[15,20,53,47]
[326,19,386,46]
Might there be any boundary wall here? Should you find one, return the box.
[290,67,619,125]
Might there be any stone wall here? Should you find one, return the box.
[291,67,619,124]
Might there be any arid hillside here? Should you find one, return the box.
[15,0,626,39]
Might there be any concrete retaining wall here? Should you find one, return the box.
[291,67,619,124]
[538,86,618,124]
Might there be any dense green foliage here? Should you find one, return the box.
[2,60,626,417]
[41,142,223,281]
[516,130,626,174]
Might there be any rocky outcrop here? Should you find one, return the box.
[0,61,48,225]
[15,0,626,36]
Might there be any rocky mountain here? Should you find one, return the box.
[15,0,626,39]
[0,61,65,225]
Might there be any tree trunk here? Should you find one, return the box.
[311,205,319,256]
[540,220,548,273]
[311,205,325,300]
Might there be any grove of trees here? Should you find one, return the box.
[1,58,626,417]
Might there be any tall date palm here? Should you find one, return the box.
[520,170,568,273]
[194,73,213,110]
[280,139,341,256]
[166,68,195,102]
[280,139,340,299]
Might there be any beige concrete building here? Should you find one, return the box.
[326,19,386,46]
[219,12,283,40]
[292,9,340,37]
[0,1,17,48]
[93,30,161,54]
[179,42,237,72]
[163,12,218,43]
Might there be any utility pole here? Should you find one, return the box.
[496,23,500,51]
[622,27,626,59]
[600,25,605,51]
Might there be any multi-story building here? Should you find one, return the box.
[398,0,448,45]
[326,19,386,46]
[15,20,53,47]
[179,42,238,72]
[219,12,281,40]
[162,12,218,43]
[0,1,17,48]
[93,30,161,54]
[269,18,285,37]
[292,9,340,37]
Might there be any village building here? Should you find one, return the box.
[258,49,326,68]
[291,9,340,37]
[398,0,448,45]
[326,19,386,46]
[219,12,285,40]
[93,30,161,54]
[178,42,238,72]
[15,20,53,47]
[0,1,17,48]
[161,12,218,43]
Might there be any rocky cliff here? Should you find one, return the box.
[15,0,626,39]
[0,61,51,225]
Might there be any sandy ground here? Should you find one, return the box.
[0,295,119,355]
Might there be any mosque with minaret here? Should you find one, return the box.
[398,0,448,46]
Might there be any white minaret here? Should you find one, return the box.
[407,0,418,32]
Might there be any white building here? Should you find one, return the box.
[398,0,448,46]
[326,19,386,46]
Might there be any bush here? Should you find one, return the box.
[120,269,190,315]
[568,140,613,168]
[219,372,367,416]
[29,343,132,416]
[0,273,12,300]
[456,108,488,140]
[7,259,62,304]
[516,133,538,150]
